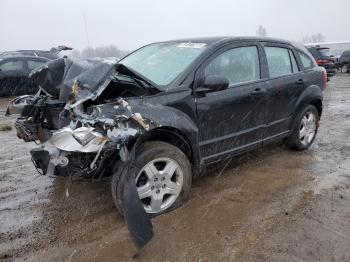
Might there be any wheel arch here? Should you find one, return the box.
[310,97,323,117]
[295,85,323,115]
[138,127,197,167]
[125,101,201,172]
[290,85,323,130]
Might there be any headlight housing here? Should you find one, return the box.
[72,127,100,146]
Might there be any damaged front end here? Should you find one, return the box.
[7,57,160,178]
[31,97,155,180]
[7,57,161,252]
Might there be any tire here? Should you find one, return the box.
[111,141,192,216]
[341,64,349,73]
[287,105,319,150]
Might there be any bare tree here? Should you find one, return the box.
[69,45,129,59]
[256,25,267,37]
[301,33,326,43]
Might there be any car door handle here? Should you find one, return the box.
[295,79,305,85]
[250,88,266,96]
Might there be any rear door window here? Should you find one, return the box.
[204,46,260,87]
[27,60,46,70]
[264,46,294,77]
[299,52,314,70]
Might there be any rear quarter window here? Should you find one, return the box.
[298,52,314,70]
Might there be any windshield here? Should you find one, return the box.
[119,42,207,86]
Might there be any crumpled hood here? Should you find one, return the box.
[29,57,159,106]
[29,58,117,100]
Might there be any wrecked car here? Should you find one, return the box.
[7,37,326,248]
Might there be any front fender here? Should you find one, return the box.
[129,100,198,143]
[127,100,200,162]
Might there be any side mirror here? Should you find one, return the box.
[203,75,229,92]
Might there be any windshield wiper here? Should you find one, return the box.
[116,63,160,90]
[115,73,150,89]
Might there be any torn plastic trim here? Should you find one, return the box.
[30,143,63,176]
[70,98,153,136]
[118,142,154,255]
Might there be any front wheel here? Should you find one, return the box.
[111,141,192,216]
[287,105,319,150]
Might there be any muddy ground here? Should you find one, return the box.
[0,74,350,262]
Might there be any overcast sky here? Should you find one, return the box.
[1,0,349,52]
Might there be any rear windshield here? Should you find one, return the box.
[318,48,330,57]
[342,51,350,57]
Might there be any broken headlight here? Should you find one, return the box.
[72,127,99,146]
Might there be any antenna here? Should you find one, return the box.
[83,11,90,47]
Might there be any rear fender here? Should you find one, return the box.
[291,85,323,129]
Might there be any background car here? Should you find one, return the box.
[0,56,48,96]
[0,45,73,96]
[337,50,350,73]
[0,45,72,60]
[307,46,336,79]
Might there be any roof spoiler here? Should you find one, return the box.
[49,45,73,54]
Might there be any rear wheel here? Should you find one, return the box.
[341,64,349,73]
[111,141,192,215]
[287,105,319,150]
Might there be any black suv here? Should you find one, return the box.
[8,37,326,216]
[0,56,48,96]
[307,46,336,79]
[0,46,72,96]
[337,50,350,73]
[0,45,72,60]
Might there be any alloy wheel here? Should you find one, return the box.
[135,157,184,213]
[341,64,349,73]
[299,111,317,146]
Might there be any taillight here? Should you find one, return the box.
[316,59,328,65]
[321,67,327,87]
